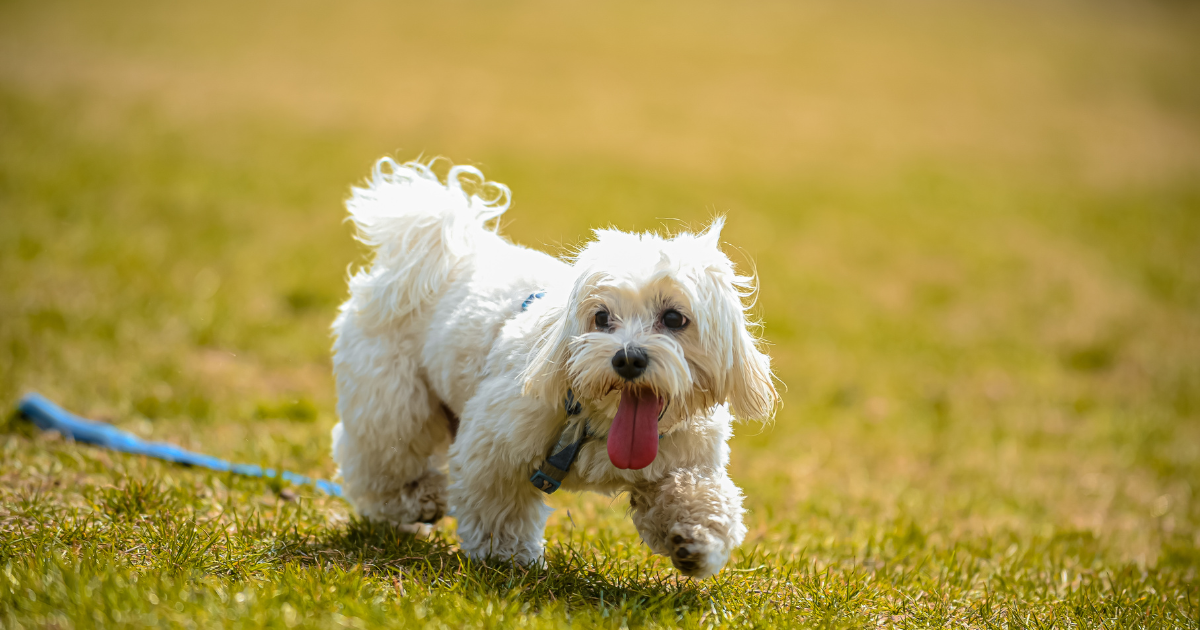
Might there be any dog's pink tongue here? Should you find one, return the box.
[607,389,663,470]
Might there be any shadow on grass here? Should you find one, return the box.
[299,517,720,612]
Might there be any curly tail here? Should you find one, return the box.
[343,158,510,330]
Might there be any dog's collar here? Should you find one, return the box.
[524,291,586,494]
[530,389,589,494]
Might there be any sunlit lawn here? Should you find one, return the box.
[1,0,1198,627]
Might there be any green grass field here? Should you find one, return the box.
[2,0,1199,627]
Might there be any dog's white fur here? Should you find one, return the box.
[331,158,777,578]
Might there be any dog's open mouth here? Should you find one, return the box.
[607,388,664,470]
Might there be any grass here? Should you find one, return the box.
[1,0,1199,627]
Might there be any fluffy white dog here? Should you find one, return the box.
[330,158,777,578]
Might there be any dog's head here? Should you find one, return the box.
[522,218,777,470]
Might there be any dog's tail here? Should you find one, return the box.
[343,157,510,330]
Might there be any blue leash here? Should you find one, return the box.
[15,392,343,497]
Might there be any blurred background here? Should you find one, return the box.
[1,0,1198,570]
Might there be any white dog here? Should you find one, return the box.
[330,158,777,578]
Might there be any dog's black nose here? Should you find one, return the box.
[611,347,649,380]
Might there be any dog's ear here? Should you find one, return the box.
[691,218,778,421]
[522,269,608,402]
[521,302,572,402]
[726,317,777,421]
[697,216,725,250]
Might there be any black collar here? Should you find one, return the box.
[529,389,590,494]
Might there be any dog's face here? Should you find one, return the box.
[523,219,777,470]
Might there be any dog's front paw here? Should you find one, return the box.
[458,537,546,568]
[666,523,729,579]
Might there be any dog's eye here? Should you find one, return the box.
[595,311,610,330]
[662,309,688,330]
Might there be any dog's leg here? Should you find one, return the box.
[332,395,450,526]
[332,319,451,526]
[629,466,747,578]
[450,477,551,566]
[448,419,552,566]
